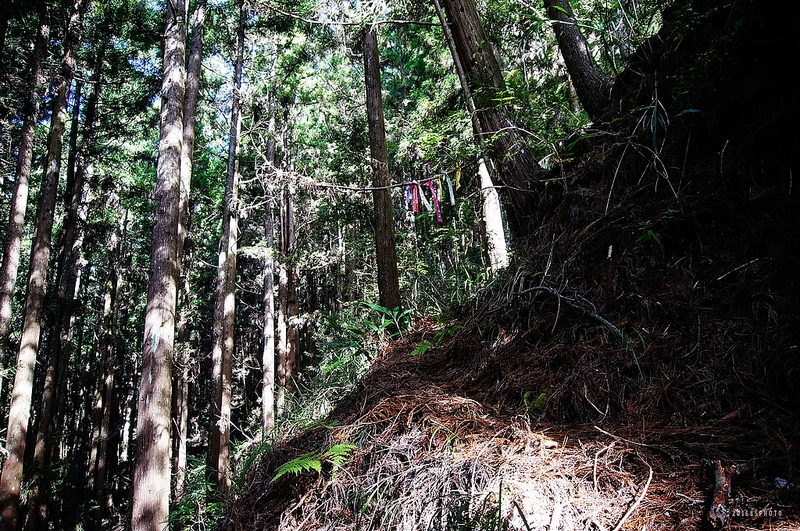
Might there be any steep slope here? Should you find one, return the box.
[228,1,800,529]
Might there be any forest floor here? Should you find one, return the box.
[228,2,799,529]
[229,294,799,530]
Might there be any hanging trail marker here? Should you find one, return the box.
[428,181,442,223]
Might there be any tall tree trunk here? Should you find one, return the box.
[85,195,124,530]
[439,0,538,236]
[262,207,276,436]
[131,0,186,527]
[433,0,508,273]
[544,0,612,121]
[172,4,204,510]
[28,39,102,529]
[51,52,102,464]
[0,0,87,527]
[363,27,402,311]
[275,238,287,417]
[275,104,291,418]
[0,0,49,416]
[208,0,244,496]
[86,270,118,531]
[283,187,298,388]
[260,97,278,436]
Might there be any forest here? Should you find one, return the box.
[0,0,797,529]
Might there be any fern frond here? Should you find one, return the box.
[271,452,323,483]
[271,443,356,484]
[323,443,356,468]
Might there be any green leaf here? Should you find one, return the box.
[524,390,549,413]
[411,341,433,356]
[323,443,356,469]
[364,302,391,315]
[271,452,323,483]
[271,444,356,483]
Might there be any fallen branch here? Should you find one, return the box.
[707,460,733,528]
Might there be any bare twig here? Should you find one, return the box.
[593,442,615,493]
[716,258,760,281]
[611,459,652,531]
[517,286,624,339]
[594,426,655,448]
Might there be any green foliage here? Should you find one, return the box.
[271,443,356,483]
[261,307,382,444]
[624,329,646,381]
[411,341,434,356]
[412,324,464,356]
[636,220,661,244]
[362,302,413,338]
[170,457,225,531]
[523,390,549,413]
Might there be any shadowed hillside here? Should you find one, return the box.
[228,1,800,529]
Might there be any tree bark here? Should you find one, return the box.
[0,0,87,527]
[87,270,118,531]
[276,251,287,417]
[262,208,276,436]
[131,0,186,527]
[208,0,244,496]
[283,187,299,388]
[544,0,612,121]
[28,38,103,529]
[363,27,402,311]
[172,4,204,510]
[275,186,292,416]
[433,0,508,273]
[26,82,83,531]
[439,0,538,236]
[261,98,278,435]
[0,0,49,416]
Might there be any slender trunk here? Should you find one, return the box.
[477,161,508,271]
[544,0,612,121]
[275,235,287,417]
[283,187,298,387]
[0,1,86,527]
[275,104,291,417]
[52,56,102,462]
[262,207,275,436]
[433,0,508,273]
[86,273,116,531]
[0,0,49,414]
[86,300,103,495]
[30,40,103,528]
[94,271,120,525]
[172,4,204,509]
[439,0,538,236]
[209,0,244,495]
[86,202,124,529]
[131,0,186,527]
[52,90,90,453]
[363,27,401,311]
[261,98,278,435]
[177,3,204,266]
